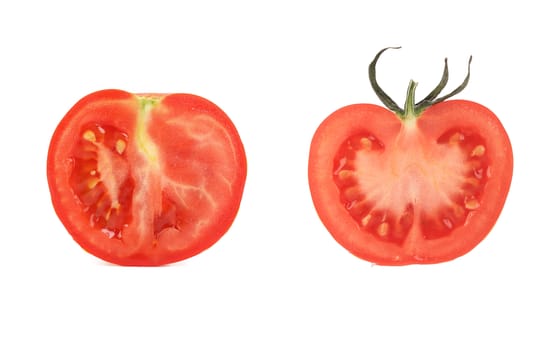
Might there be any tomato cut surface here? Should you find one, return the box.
[308,48,513,265]
[48,90,247,266]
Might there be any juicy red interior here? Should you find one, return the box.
[333,127,489,245]
[68,119,225,246]
[70,123,134,239]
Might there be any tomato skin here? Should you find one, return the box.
[48,90,247,266]
[308,100,513,265]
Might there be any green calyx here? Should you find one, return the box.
[369,47,472,120]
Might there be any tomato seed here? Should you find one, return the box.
[464,197,480,210]
[464,177,480,186]
[338,170,354,180]
[377,222,389,236]
[442,217,453,229]
[360,137,372,150]
[361,214,372,227]
[87,177,100,189]
[452,204,466,219]
[115,139,126,154]
[470,145,485,157]
[449,132,465,144]
[82,130,96,142]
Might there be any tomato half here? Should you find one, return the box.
[308,47,513,265]
[47,90,247,266]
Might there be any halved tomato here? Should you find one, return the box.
[47,90,247,266]
[308,47,513,265]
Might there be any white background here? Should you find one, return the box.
[1,1,548,348]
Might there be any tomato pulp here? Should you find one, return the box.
[308,48,513,265]
[48,90,247,266]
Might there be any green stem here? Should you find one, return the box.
[403,80,419,120]
[368,47,473,120]
[415,58,448,112]
[368,46,403,115]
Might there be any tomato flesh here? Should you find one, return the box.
[333,122,489,246]
[48,90,247,266]
[309,101,513,265]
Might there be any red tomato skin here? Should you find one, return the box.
[48,90,247,266]
[308,100,513,265]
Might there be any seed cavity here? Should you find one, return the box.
[154,195,183,237]
[70,123,133,239]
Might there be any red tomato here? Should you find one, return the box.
[308,47,513,265]
[48,90,247,266]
